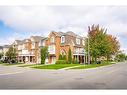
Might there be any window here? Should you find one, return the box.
[82,40,85,45]
[32,42,35,49]
[39,40,45,46]
[48,45,55,54]
[76,38,80,44]
[51,36,55,43]
[61,36,65,43]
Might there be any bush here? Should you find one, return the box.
[59,54,67,60]
[0,61,3,64]
[68,48,72,64]
[55,60,67,64]
[59,54,63,60]
[72,59,79,64]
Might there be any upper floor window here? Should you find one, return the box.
[50,36,55,43]
[76,38,80,44]
[61,36,65,43]
[82,40,85,45]
[48,45,55,54]
[32,42,35,49]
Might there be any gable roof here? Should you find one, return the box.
[30,36,45,42]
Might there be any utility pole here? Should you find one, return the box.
[88,26,90,64]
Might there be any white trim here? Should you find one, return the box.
[18,54,35,56]
[61,36,65,43]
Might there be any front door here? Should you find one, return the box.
[51,57,56,64]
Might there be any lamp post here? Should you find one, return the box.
[88,27,90,65]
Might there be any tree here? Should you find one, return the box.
[41,46,48,64]
[116,53,126,62]
[6,47,17,62]
[59,54,66,60]
[59,54,63,60]
[0,52,3,59]
[125,55,127,60]
[63,55,67,60]
[85,24,120,63]
[68,48,72,64]
[106,35,120,60]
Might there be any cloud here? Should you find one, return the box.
[0,6,127,52]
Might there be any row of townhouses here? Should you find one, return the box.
[0,31,89,64]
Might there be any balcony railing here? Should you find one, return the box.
[73,50,84,54]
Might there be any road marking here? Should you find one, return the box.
[0,71,23,76]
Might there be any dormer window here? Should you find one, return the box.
[76,38,80,44]
[61,36,65,43]
[51,36,55,43]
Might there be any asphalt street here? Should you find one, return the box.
[0,62,127,89]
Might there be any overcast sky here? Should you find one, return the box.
[0,6,127,53]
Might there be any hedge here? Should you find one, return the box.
[55,60,67,64]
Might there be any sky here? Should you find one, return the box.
[0,6,127,53]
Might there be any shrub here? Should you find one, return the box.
[68,48,72,64]
[59,54,67,60]
[55,60,67,64]
[59,54,63,60]
[72,59,79,64]
[62,55,67,60]
[0,61,3,64]
[41,46,48,64]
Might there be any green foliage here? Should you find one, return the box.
[116,53,126,62]
[6,47,17,61]
[41,46,48,64]
[59,54,67,60]
[62,55,67,60]
[0,61,3,64]
[68,48,72,64]
[72,58,79,64]
[55,60,67,64]
[125,55,127,60]
[85,25,120,62]
[0,52,3,59]
[59,54,63,60]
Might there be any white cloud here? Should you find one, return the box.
[0,6,127,52]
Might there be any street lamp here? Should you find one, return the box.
[88,27,90,65]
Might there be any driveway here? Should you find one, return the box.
[0,62,127,89]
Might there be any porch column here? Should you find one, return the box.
[76,55,78,62]
[29,56,30,63]
[84,55,86,64]
[79,55,81,64]
[22,56,23,63]
[86,56,87,63]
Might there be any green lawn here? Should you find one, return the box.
[32,64,80,70]
[70,62,116,69]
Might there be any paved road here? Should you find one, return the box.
[0,62,127,89]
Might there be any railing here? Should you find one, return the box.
[73,50,84,54]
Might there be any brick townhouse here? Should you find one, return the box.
[45,31,88,64]
[10,31,88,64]
[12,36,46,63]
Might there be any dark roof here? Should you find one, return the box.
[0,46,3,49]
[51,31,84,47]
[31,36,45,42]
